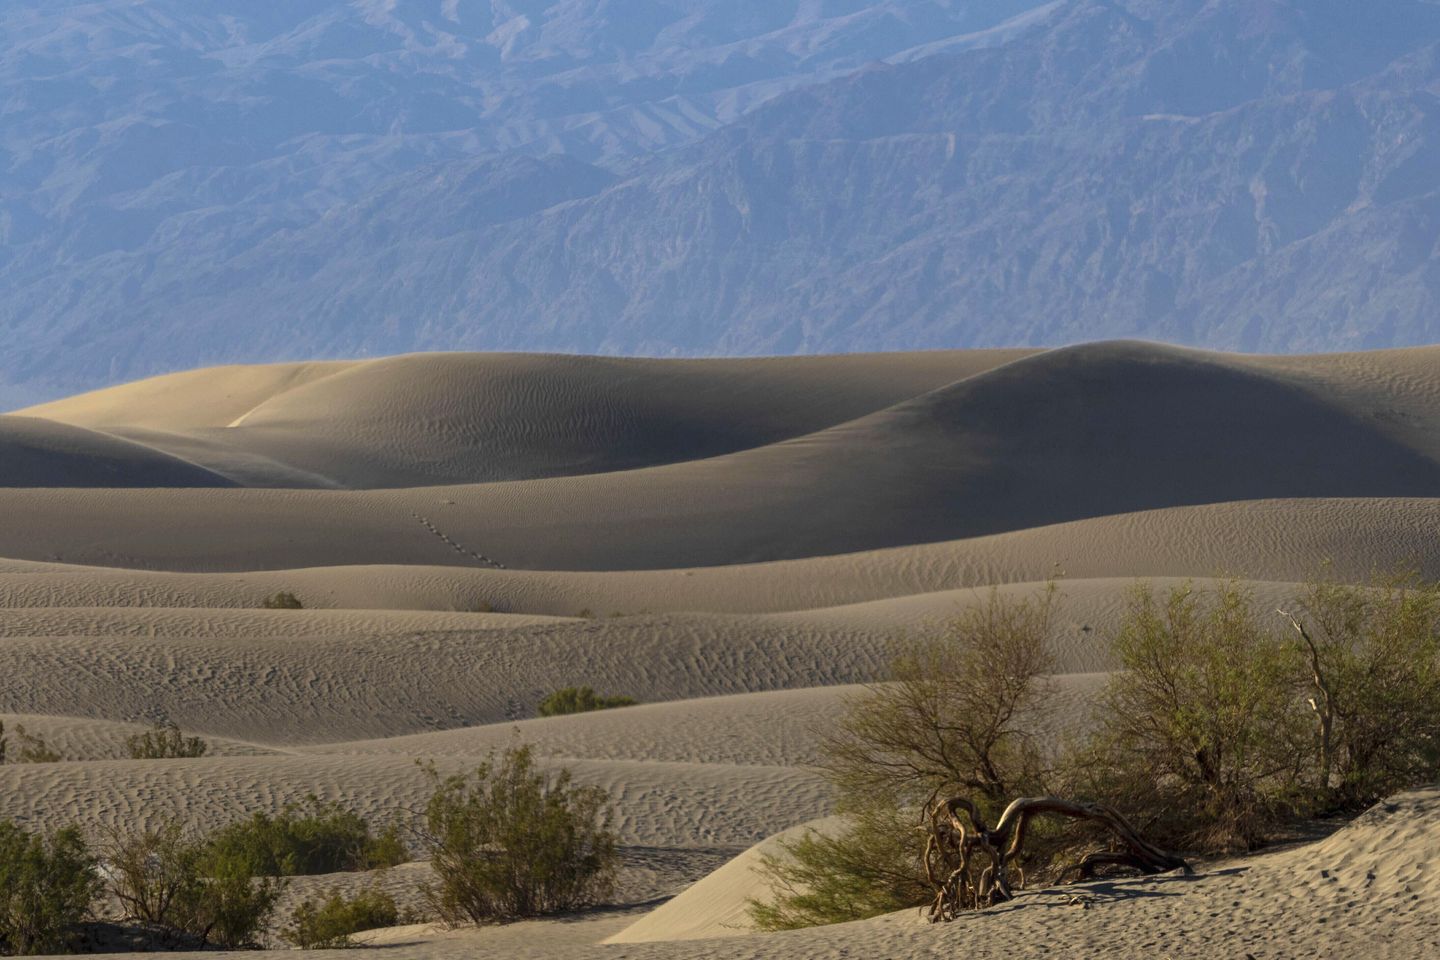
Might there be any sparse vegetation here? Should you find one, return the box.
[0,822,100,955]
[419,745,617,924]
[536,686,638,717]
[205,797,407,877]
[281,887,400,949]
[7,725,60,764]
[261,591,304,610]
[751,575,1440,928]
[126,722,208,760]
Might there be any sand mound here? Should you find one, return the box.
[0,416,234,488]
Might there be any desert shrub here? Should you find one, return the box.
[824,585,1058,813]
[9,725,60,764]
[261,592,303,610]
[1288,573,1440,811]
[281,887,399,949]
[205,798,407,877]
[0,821,101,955]
[197,854,285,949]
[1084,581,1310,851]
[751,587,1058,928]
[126,722,208,760]
[0,722,6,765]
[420,746,617,924]
[536,687,638,717]
[103,821,283,949]
[104,822,205,929]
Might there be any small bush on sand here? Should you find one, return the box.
[261,592,304,610]
[0,821,101,955]
[205,798,407,877]
[281,887,399,949]
[420,745,617,924]
[536,687,638,717]
[126,722,208,760]
[103,821,283,949]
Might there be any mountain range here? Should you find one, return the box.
[4,0,1440,401]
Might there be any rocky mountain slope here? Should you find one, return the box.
[5,0,1440,399]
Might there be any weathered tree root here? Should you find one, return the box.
[922,795,1191,920]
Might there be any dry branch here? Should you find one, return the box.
[922,794,1190,920]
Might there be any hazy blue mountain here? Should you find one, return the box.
[5,0,1440,399]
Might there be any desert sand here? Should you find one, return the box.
[3,343,1438,957]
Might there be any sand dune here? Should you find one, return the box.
[0,416,235,488]
[0,754,829,850]
[5,345,1440,959]
[19,350,1027,488]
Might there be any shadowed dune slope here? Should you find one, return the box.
[0,416,236,488]
[4,343,1440,567]
[17,350,1031,488]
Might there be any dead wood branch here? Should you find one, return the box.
[922,794,1190,920]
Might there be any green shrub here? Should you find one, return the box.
[1288,573,1440,811]
[748,805,930,931]
[281,887,399,949]
[536,687,638,717]
[0,821,101,955]
[126,722,208,760]
[205,798,407,877]
[103,821,284,949]
[1088,581,1311,851]
[261,592,304,610]
[420,746,617,924]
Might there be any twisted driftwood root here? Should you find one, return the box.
[923,795,1190,921]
